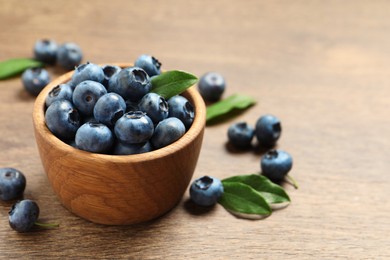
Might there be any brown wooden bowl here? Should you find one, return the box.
[32,64,206,225]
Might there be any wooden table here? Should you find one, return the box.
[0,1,389,259]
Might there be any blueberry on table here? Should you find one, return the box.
[45,99,81,141]
[227,121,254,149]
[114,111,154,144]
[261,149,293,182]
[198,72,226,102]
[45,83,73,107]
[108,67,151,102]
[69,62,105,88]
[138,93,169,124]
[134,54,161,77]
[0,168,26,201]
[72,80,107,116]
[150,117,185,149]
[93,92,126,127]
[8,200,39,232]
[101,64,121,88]
[255,114,281,148]
[113,141,152,155]
[21,67,51,96]
[168,95,195,130]
[189,176,224,206]
[56,42,83,71]
[75,122,114,153]
[33,39,58,65]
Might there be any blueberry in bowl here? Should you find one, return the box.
[32,63,206,225]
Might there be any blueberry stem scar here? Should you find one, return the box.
[285,175,299,189]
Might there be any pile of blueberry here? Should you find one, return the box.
[44,57,195,155]
[0,167,44,232]
[22,39,83,96]
[189,73,294,207]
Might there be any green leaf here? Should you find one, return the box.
[0,58,44,80]
[222,174,290,206]
[206,94,256,124]
[218,182,272,219]
[151,70,198,99]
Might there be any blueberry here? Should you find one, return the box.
[21,67,51,96]
[0,168,26,201]
[113,141,152,155]
[57,42,83,71]
[255,114,281,148]
[93,93,126,127]
[134,54,161,77]
[168,95,195,129]
[261,150,293,182]
[45,99,81,140]
[114,111,154,144]
[108,67,151,102]
[198,72,225,102]
[189,176,224,206]
[72,80,107,116]
[150,117,185,149]
[33,39,58,64]
[101,64,121,88]
[75,122,114,153]
[45,83,73,107]
[227,122,254,149]
[69,62,105,88]
[9,199,39,232]
[138,93,168,124]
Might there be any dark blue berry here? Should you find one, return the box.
[22,67,51,96]
[138,93,168,124]
[114,111,154,144]
[150,117,185,149]
[113,141,152,155]
[261,150,293,182]
[227,122,254,149]
[75,122,114,153]
[134,54,161,77]
[168,95,194,129]
[45,99,81,140]
[57,42,83,71]
[101,64,121,88]
[108,67,151,102]
[0,168,26,201]
[189,176,224,206]
[69,62,105,88]
[9,200,39,232]
[93,93,126,127]
[45,83,73,107]
[198,72,225,102]
[72,80,107,116]
[255,114,281,148]
[33,39,58,64]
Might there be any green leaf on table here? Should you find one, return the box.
[222,174,290,207]
[0,58,44,80]
[206,94,256,124]
[218,182,272,219]
[151,70,198,99]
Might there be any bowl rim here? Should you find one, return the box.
[33,63,206,163]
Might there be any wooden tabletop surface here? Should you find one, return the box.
[0,1,389,259]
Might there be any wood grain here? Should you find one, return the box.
[0,0,389,259]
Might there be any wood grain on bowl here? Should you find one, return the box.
[32,64,206,225]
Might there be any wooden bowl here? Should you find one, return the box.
[32,64,206,225]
